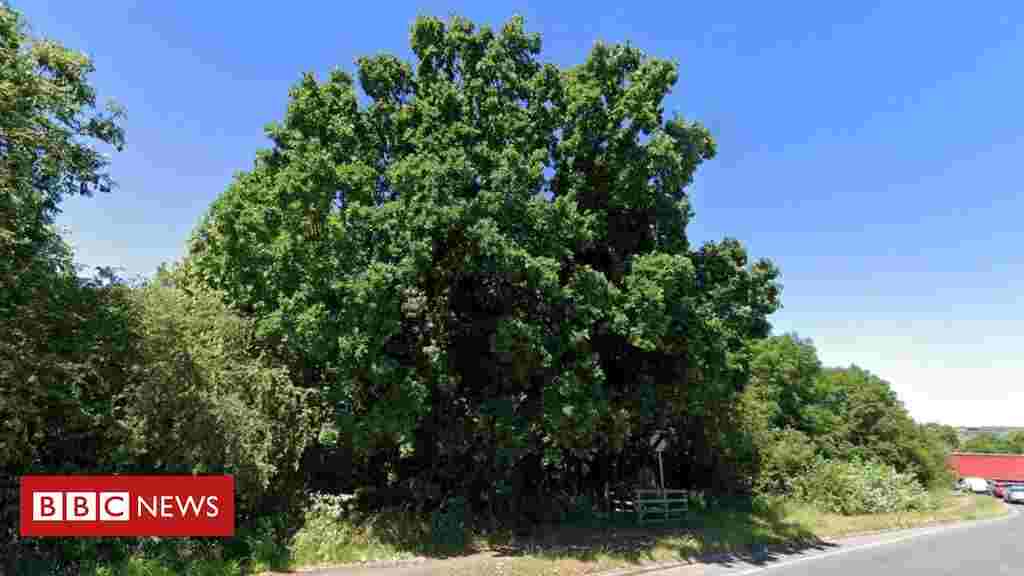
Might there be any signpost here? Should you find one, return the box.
[650,433,668,495]
[636,431,688,525]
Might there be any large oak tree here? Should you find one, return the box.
[186,15,781,520]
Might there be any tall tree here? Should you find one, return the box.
[185,15,781,520]
[740,340,952,491]
[746,334,823,432]
[0,6,125,566]
[0,1,127,471]
[812,366,950,486]
[0,5,124,301]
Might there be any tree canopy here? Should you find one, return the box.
[0,6,124,304]
[1,2,127,493]
[1,9,966,572]
[184,14,780,518]
[1,6,128,566]
[1,9,128,483]
[739,335,953,492]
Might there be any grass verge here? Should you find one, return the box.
[75,493,1008,576]
[278,492,1008,576]
[785,490,1008,539]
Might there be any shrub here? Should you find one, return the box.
[241,517,291,572]
[2,278,321,573]
[791,457,935,515]
[73,539,243,576]
[124,281,320,529]
[754,428,818,495]
[289,492,422,567]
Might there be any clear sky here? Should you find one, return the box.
[19,1,1023,427]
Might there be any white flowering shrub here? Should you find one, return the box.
[791,457,936,515]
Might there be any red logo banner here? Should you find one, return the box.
[20,475,234,537]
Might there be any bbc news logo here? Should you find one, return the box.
[32,491,221,522]
[21,475,234,537]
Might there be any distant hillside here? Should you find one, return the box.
[958,426,1024,442]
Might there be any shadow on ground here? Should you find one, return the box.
[467,500,837,568]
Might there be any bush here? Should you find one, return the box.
[754,428,818,495]
[2,278,321,573]
[240,517,291,572]
[791,457,935,515]
[289,493,420,567]
[68,538,243,576]
[126,282,319,512]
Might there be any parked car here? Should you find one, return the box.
[993,481,1008,498]
[1005,484,1024,504]
[960,477,990,494]
[1004,482,1024,494]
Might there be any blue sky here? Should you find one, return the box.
[20,1,1024,427]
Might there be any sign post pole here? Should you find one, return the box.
[657,450,665,497]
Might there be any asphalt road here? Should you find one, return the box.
[689,503,1023,576]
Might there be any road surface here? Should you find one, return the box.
[688,503,1022,576]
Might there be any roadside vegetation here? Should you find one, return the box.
[268,492,1006,576]
[0,6,973,575]
[960,431,1024,454]
[787,492,1006,539]
[61,492,1006,576]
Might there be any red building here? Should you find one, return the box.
[948,452,1024,482]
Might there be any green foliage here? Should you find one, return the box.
[687,491,709,512]
[740,336,953,494]
[746,334,822,433]
[0,275,142,571]
[9,537,244,576]
[791,458,935,515]
[0,5,125,311]
[241,517,291,572]
[76,542,243,576]
[1007,431,1024,453]
[289,494,428,568]
[961,431,1024,454]
[754,429,818,495]
[922,423,961,451]
[125,278,320,524]
[813,367,951,488]
[184,13,780,514]
[4,7,966,571]
[1,271,319,571]
[0,10,130,568]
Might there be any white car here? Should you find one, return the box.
[960,476,990,494]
